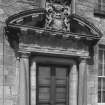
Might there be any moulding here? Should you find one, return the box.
[18,51,31,58]
[19,43,89,58]
[33,56,76,65]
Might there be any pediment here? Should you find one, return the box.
[70,14,102,39]
[6,8,102,40]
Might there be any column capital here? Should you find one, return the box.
[18,51,31,58]
[79,57,88,64]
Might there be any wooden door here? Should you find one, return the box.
[37,64,69,105]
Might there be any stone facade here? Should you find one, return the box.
[0,0,104,105]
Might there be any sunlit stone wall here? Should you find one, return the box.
[76,0,105,105]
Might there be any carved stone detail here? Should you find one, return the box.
[46,2,71,31]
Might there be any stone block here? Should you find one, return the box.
[4,86,11,97]
[0,99,3,105]
[4,55,16,66]
[0,44,3,55]
[0,86,3,98]
[0,66,3,76]
[4,45,15,56]
[0,55,3,65]
[0,76,3,86]
[4,100,13,105]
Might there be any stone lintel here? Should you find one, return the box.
[19,43,89,58]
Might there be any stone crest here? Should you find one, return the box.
[46,1,71,32]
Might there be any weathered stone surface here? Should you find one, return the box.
[0,0,104,105]
[76,1,104,105]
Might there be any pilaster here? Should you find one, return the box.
[78,58,87,105]
[19,52,30,105]
[69,62,78,105]
[30,59,37,105]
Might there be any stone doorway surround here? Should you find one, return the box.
[18,52,87,105]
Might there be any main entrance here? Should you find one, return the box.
[37,64,69,105]
[30,56,79,105]
[13,51,88,105]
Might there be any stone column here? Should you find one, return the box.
[19,52,30,105]
[15,58,20,105]
[30,60,36,105]
[69,62,78,105]
[78,58,87,105]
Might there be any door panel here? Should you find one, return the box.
[38,66,51,85]
[55,67,67,105]
[56,67,67,86]
[39,87,50,101]
[38,66,51,104]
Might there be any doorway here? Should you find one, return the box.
[36,64,69,105]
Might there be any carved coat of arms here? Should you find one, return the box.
[46,2,71,32]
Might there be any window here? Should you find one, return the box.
[94,0,105,17]
[36,64,69,105]
[98,45,105,103]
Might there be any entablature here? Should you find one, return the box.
[18,43,89,59]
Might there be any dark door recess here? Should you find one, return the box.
[37,64,69,105]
